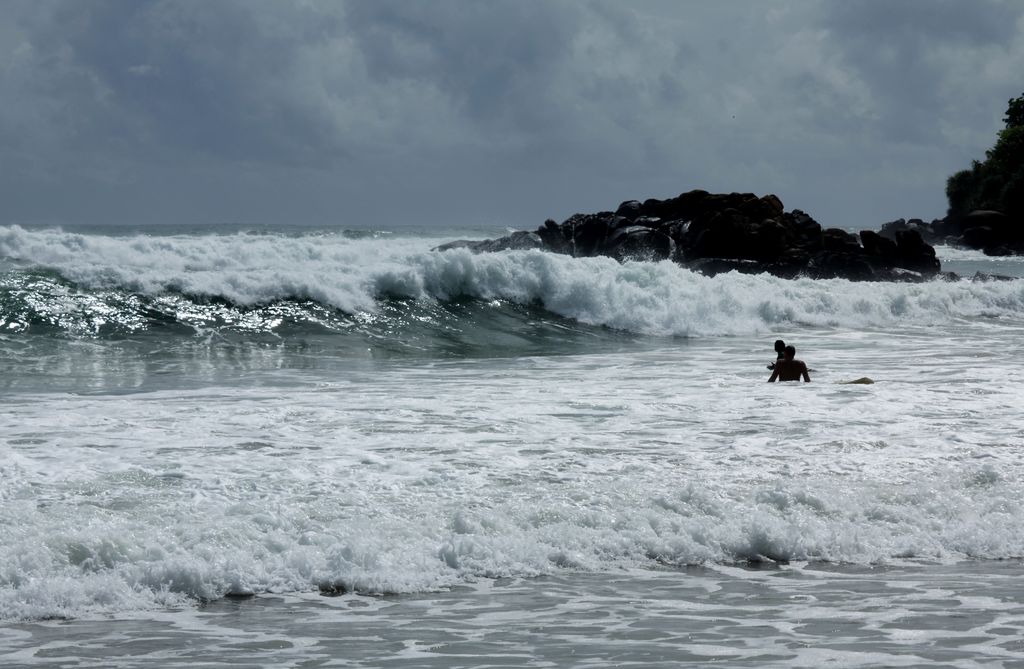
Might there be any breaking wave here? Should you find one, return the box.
[2,225,1023,341]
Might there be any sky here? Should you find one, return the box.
[2,0,1023,231]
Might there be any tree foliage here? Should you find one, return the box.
[946,93,1024,219]
[1005,94,1024,129]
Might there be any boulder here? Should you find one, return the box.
[822,228,861,253]
[859,229,898,259]
[884,209,1023,256]
[434,189,945,281]
[432,230,543,253]
[894,229,940,274]
[962,209,1011,230]
[564,213,612,257]
[615,200,643,219]
[684,257,765,277]
[536,218,570,253]
[605,226,675,262]
[806,251,876,281]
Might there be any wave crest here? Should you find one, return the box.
[2,226,1024,337]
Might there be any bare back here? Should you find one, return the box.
[768,358,810,382]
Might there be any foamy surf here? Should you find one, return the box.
[3,224,1024,669]
[2,226,1024,342]
[3,331,1023,621]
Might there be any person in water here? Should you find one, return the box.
[767,339,786,370]
[768,345,810,382]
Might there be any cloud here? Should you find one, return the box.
[819,0,1024,145]
[1,0,1022,228]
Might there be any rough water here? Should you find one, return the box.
[2,224,1024,667]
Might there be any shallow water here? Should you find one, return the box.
[5,562,1024,668]
[2,229,1024,667]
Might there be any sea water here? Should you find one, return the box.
[1,225,1024,668]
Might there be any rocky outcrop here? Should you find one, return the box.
[879,210,1024,256]
[436,190,943,281]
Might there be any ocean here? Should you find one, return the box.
[2,224,1024,668]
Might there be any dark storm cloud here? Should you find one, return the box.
[11,0,346,165]
[819,0,1022,144]
[826,0,1017,46]
[344,2,577,124]
[0,1,1022,227]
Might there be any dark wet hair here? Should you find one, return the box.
[774,339,785,352]
[784,345,796,357]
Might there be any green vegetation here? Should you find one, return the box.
[946,92,1024,220]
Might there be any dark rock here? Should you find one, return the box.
[745,218,791,260]
[887,209,1023,255]
[761,194,785,216]
[981,244,1018,256]
[686,209,749,259]
[929,216,959,239]
[615,200,642,219]
[683,257,765,277]
[971,271,1018,281]
[537,218,572,254]
[958,226,996,249]
[432,230,542,253]
[632,216,663,229]
[738,194,785,221]
[318,580,350,596]
[880,267,932,283]
[860,229,898,259]
[644,189,720,221]
[474,230,544,252]
[807,251,876,280]
[609,215,635,231]
[565,213,612,257]
[822,228,861,253]
[878,218,911,239]
[962,210,1010,230]
[434,189,947,281]
[658,189,711,221]
[894,229,940,274]
[605,226,675,262]
[432,239,477,252]
[785,210,824,249]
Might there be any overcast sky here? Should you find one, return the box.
[2,1,1023,230]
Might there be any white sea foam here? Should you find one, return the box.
[935,244,1024,264]
[3,226,1024,621]
[2,226,1024,338]
[2,328,1024,620]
